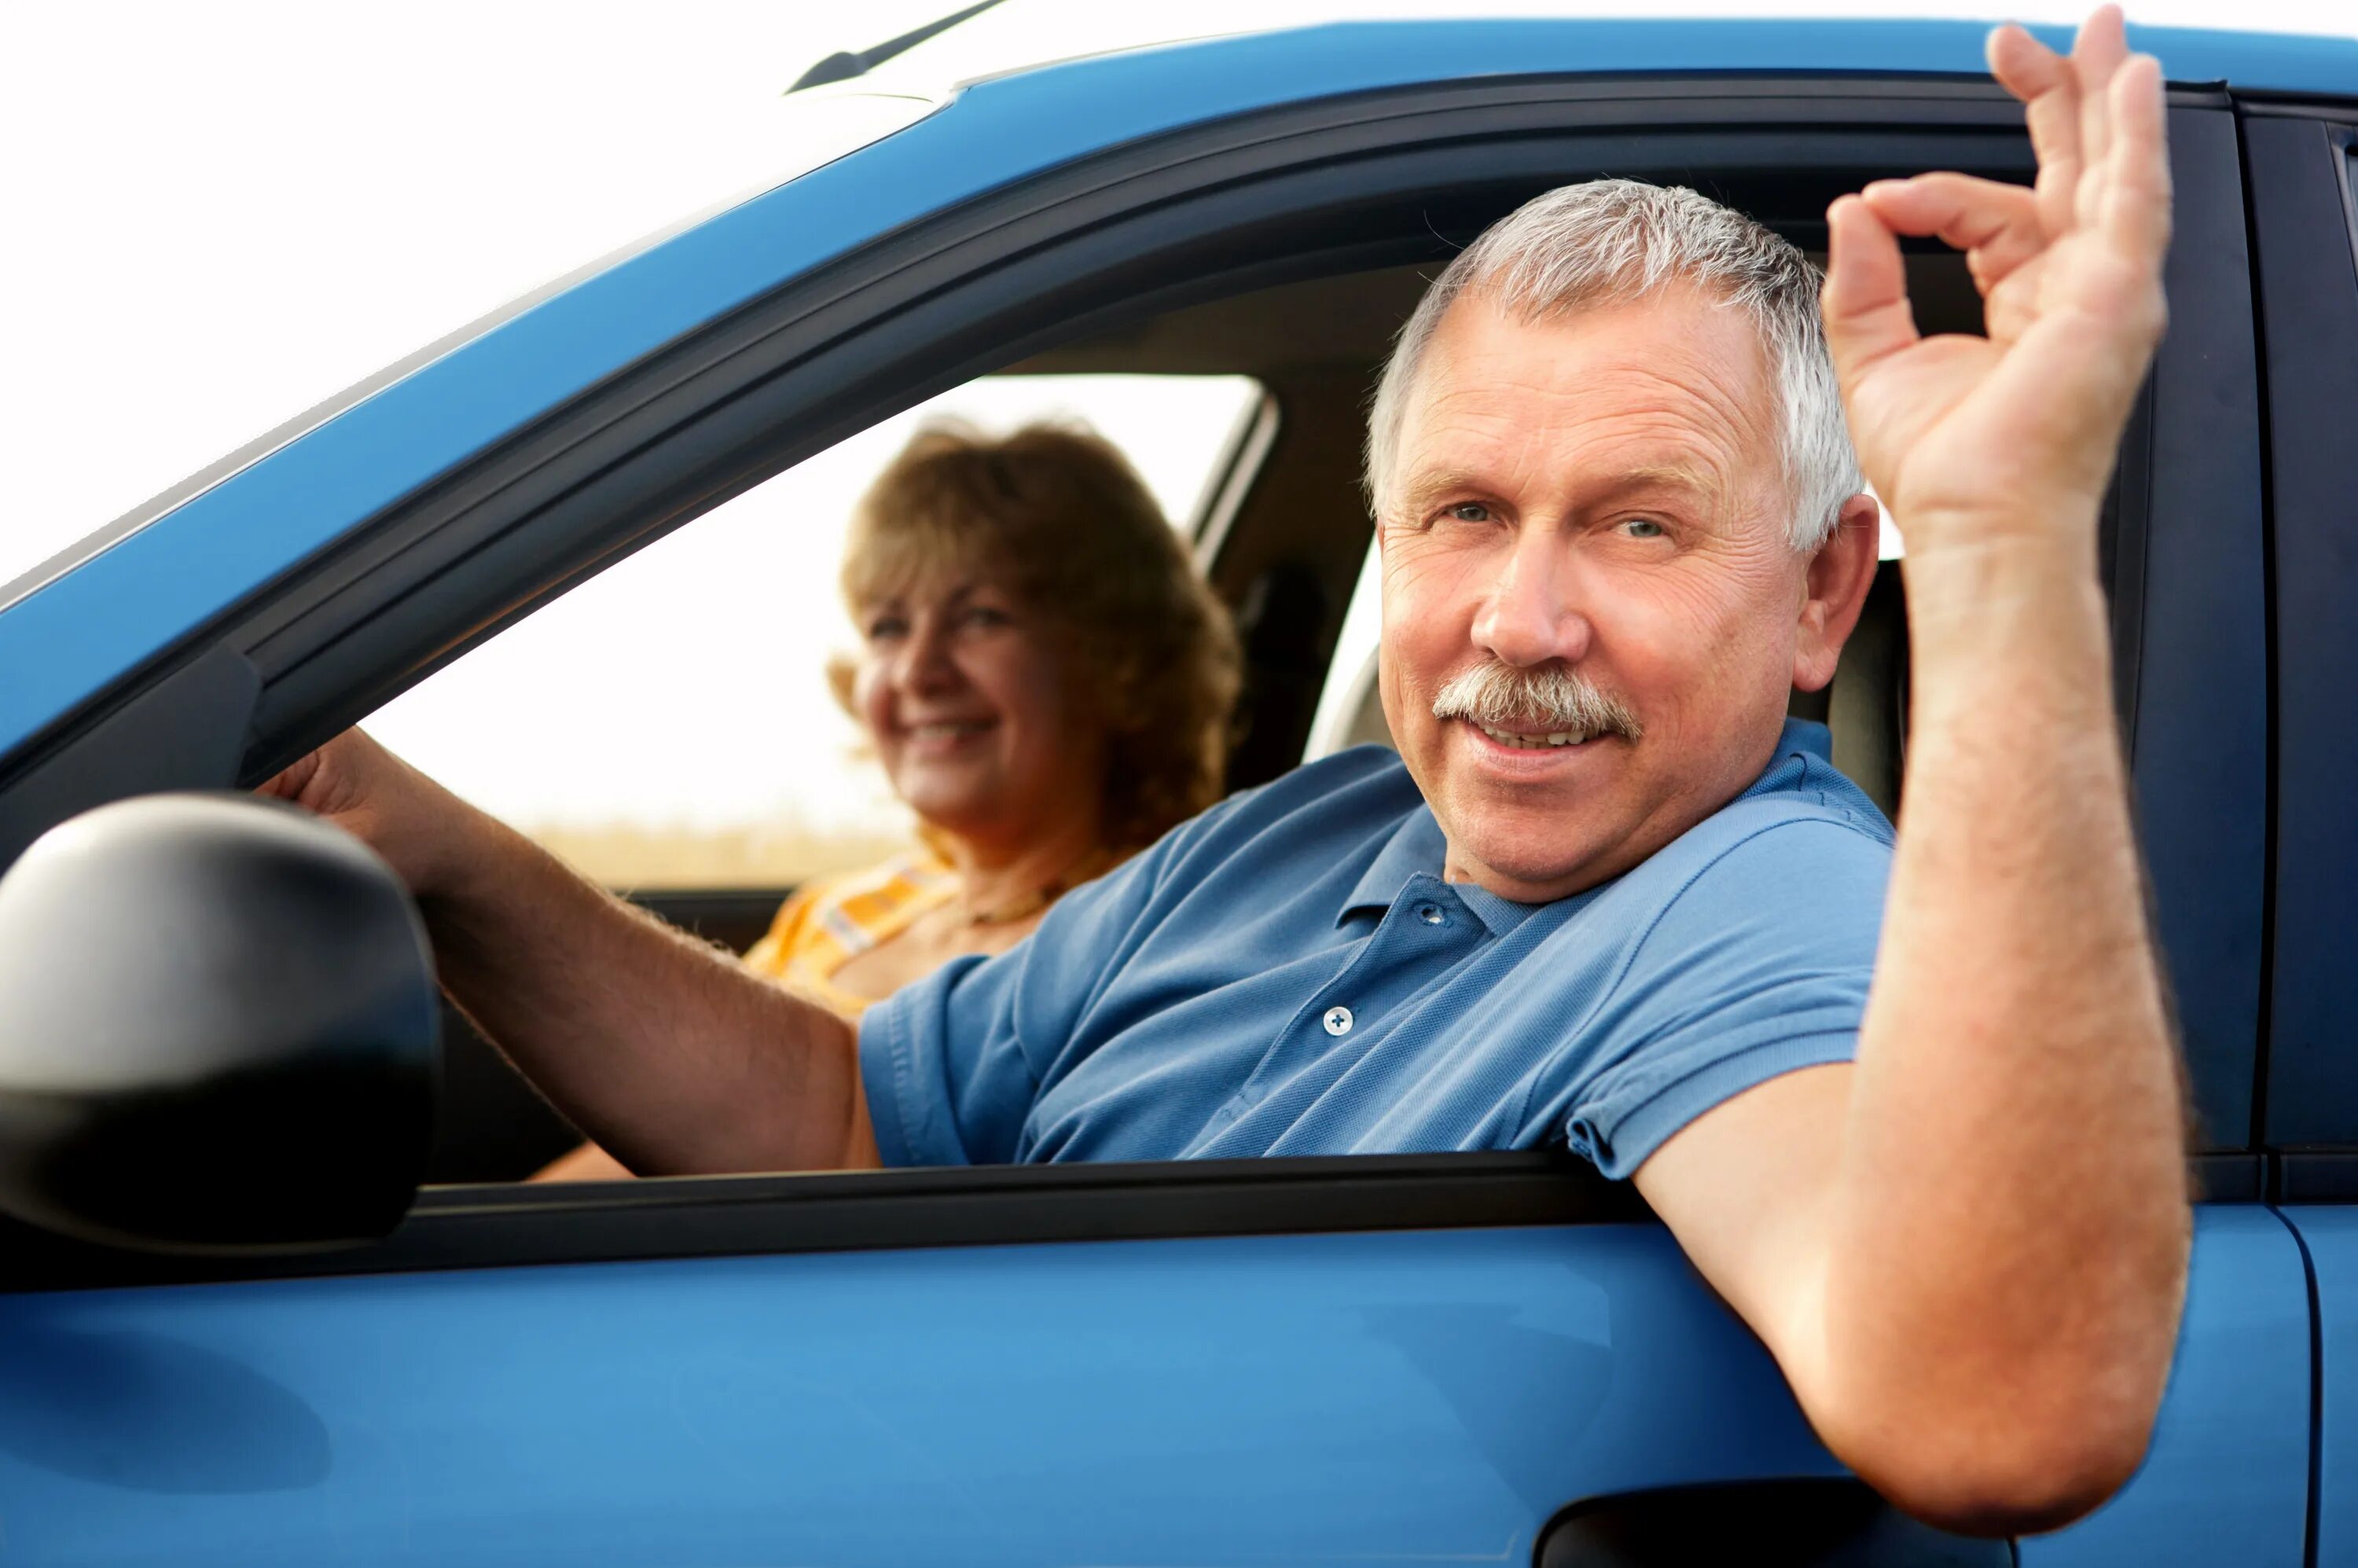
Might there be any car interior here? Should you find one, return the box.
[421,201,1999,1187]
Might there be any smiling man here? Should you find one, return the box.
[1368,213,1876,906]
[274,8,2188,1534]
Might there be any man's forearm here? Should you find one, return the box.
[424,807,879,1175]
[1828,527,2187,1485]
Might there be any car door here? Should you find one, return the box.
[2246,97,2358,1568]
[0,20,2320,1566]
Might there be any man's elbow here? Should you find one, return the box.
[1806,1208,2191,1537]
[1824,1383,2162,1537]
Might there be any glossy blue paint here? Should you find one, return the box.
[2,17,2353,758]
[0,1208,2309,1565]
[2283,1206,2358,1567]
[0,1225,1835,1566]
[2026,1205,2312,1565]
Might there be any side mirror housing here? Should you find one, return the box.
[0,794,436,1253]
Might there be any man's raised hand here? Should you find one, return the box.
[1822,6,2170,556]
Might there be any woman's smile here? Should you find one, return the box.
[902,716,999,757]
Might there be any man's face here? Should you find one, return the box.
[1378,284,1816,902]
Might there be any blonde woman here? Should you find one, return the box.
[538,422,1239,1179]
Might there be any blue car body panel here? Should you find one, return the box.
[2,17,2355,755]
[0,1227,1827,1566]
[2285,1207,2358,1566]
[0,1210,2309,1566]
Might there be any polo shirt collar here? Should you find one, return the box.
[1335,806,1533,936]
[1339,806,1443,922]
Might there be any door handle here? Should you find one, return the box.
[1538,1477,2013,1566]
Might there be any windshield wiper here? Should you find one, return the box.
[788,0,1008,92]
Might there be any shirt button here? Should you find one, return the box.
[1323,1005,1354,1037]
[1416,903,1445,925]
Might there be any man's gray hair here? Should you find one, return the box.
[1364,180,1863,552]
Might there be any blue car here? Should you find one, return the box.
[1,6,2354,1563]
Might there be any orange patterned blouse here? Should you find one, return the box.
[739,846,960,1019]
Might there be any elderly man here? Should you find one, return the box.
[274,8,2187,1536]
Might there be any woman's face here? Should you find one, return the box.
[851,576,1105,851]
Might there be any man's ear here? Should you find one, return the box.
[1792,494,1884,693]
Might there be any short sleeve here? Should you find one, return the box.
[857,841,1173,1168]
[1559,817,1890,1177]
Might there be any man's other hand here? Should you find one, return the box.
[260,729,480,900]
[263,726,880,1176]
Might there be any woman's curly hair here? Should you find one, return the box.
[836,420,1242,852]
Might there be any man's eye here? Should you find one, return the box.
[1620,517,1668,540]
[1445,501,1493,523]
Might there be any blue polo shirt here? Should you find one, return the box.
[859,718,1893,1178]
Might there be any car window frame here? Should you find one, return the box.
[0,75,2271,1289]
[0,1148,2273,1295]
[2242,100,2358,1181]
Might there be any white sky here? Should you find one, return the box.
[2,1,962,582]
[6,1,2352,872]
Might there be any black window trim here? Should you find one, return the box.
[2245,104,2358,1165]
[2125,102,2269,1149]
[0,1149,2266,1294]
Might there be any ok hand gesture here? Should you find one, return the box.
[1822,6,2170,559]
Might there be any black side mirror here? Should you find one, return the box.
[0,794,436,1253]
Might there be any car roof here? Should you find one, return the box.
[861,0,2358,98]
[6,10,2354,756]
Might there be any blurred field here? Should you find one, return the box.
[526,821,913,891]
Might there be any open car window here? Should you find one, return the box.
[366,373,1263,894]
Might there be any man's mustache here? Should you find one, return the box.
[1431,660,1644,741]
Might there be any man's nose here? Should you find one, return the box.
[1470,531,1593,668]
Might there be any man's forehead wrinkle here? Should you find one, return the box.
[1400,397,1765,516]
[1386,285,1792,535]
[1427,324,1768,445]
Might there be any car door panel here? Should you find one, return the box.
[0,1204,2307,1566]
[0,1225,1824,1566]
